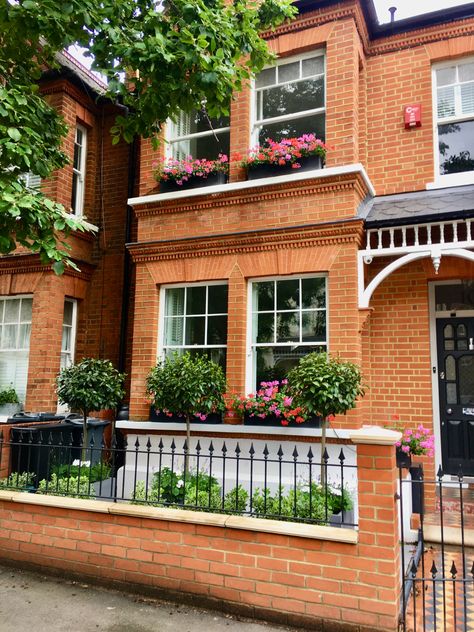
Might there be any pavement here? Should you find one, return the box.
[0,564,297,632]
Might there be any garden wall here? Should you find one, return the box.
[0,430,401,631]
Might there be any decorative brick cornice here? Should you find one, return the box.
[0,254,95,281]
[40,80,99,115]
[133,171,369,218]
[127,219,364,263]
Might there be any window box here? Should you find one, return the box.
[243,412,321,428]
[149,407,223,424]
[159,171,228,193]
[247,155,322,181]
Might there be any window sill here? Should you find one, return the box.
[427,174,474,190]
[129,163,375,206]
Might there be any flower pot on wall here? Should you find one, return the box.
[329,508,355,528]
[159,172,227,193]
[247,155,323,181]
[149,407,223,424]
[396,447,412,469]
[243,413,322,428]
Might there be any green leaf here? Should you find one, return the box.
[7,128,21,141]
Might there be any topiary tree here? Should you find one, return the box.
[56,358,125,457]
[288,353,365,485]
[146,352,226,471]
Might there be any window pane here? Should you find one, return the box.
[185,316,205,345]
[437,86,455,119]
[73,141,82,170]
[207,316,227,345]
[459,63,474,82]
[436,282,474,311]
[436,66,456,86]
[278,61,300,83]
[63,301,73,326]
[446,382,457,404]
[4,300,19,323]
[261,76,324,119]
[255,345,323,387]
[186,286,206,315]
[71,172,78,210]
[276,279,299,310]
[256,313,274,343]
[187,131,230,161]
[62,327,71,352]
[461,82,474,116]
[258,113,325,144]
[459,355,474,405]
[188,110,229,134]
[446,355,456,381]
[254,281,274,312]
[276,312,299,342]
[18,324,31,349]
[20,299,32,322]
[164,317,184,346]
[302,278,326,308]
[208,285,228,314]
[165,288,185,316]
[255,67,276,89]
[438,120,474,174]
[2,325,17,349]
[302,56,324,78]
[302,312,326,342]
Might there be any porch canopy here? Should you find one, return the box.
[358,184,474,308]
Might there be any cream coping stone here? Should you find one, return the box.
[128,163,376,206]
[349,425,402,446]
[0,490,357,544]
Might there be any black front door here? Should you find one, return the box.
[437,318,474,475]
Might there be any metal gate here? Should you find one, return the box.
[399,465,474,631]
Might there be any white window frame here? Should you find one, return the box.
[245,274,328,392]
[250,49,326,145]
[166,110,230,160]
[71,123,87,215]
[20,172,41,191]
[60,298,77,370]
[158,280,228,363]
[0,295,33,402]
[431,56,474,189]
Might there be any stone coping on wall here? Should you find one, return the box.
[128,163,376,206]
[0,490,358,544]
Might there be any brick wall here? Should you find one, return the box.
[0,437,401,632]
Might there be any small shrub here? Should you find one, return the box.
[52,462,111,483]
[0,386,19,405]
[37,473,95,498]
[0,471,34,489]
[252,483,334,523]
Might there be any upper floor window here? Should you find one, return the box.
[160,282,228,370]
[71,124,87,215]
[60,299,77,370]
[252,51,325,144]
[167,110,230,161]
[434,59,474,183]
[0,296,33,402]
[248,276,327,389]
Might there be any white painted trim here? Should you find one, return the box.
[115,420,351,439]
[128,163,376,206]
[428,282,443,474]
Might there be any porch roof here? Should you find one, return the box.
[361,184,474,228]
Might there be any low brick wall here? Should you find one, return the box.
[0,435,401,632]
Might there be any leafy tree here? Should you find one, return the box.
[0,0,296,268]
[288,353,365,485]
[146,352,226,470]
[56,358,126,455]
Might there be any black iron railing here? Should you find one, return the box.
[0,429,357,527]
[399,464,474,631]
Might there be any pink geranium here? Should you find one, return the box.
[154,154,229,186]
[241,134,328,170]
[395,424,435,457]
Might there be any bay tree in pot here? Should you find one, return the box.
[288,353,365,486]
[146,352,226,472]
[56,358,126,457]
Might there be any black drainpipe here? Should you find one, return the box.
[118,136,137,378]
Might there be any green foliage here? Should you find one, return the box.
[252,483,333,523]
[0,471,35,490]
[37,473,95,498]
[132,467,248,514]
[288,353,365,420]
[0,386,19,405]
[146,352,226,421]
[56,357,125,418]
[0,0,296,266]
[52,462,111,483]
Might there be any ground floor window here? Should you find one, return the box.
[248,276,327,388]
[160,282,228,370]
[60,299,77,370]
[0,296,33,402]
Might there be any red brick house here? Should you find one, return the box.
[4,1,474,480]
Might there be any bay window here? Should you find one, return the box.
[161,282,228,370]
[0,296,33,402]
[71,124,87,215]
[252,51,325,144]
[248,276,327,389]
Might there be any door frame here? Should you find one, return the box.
[429,281,474,475]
